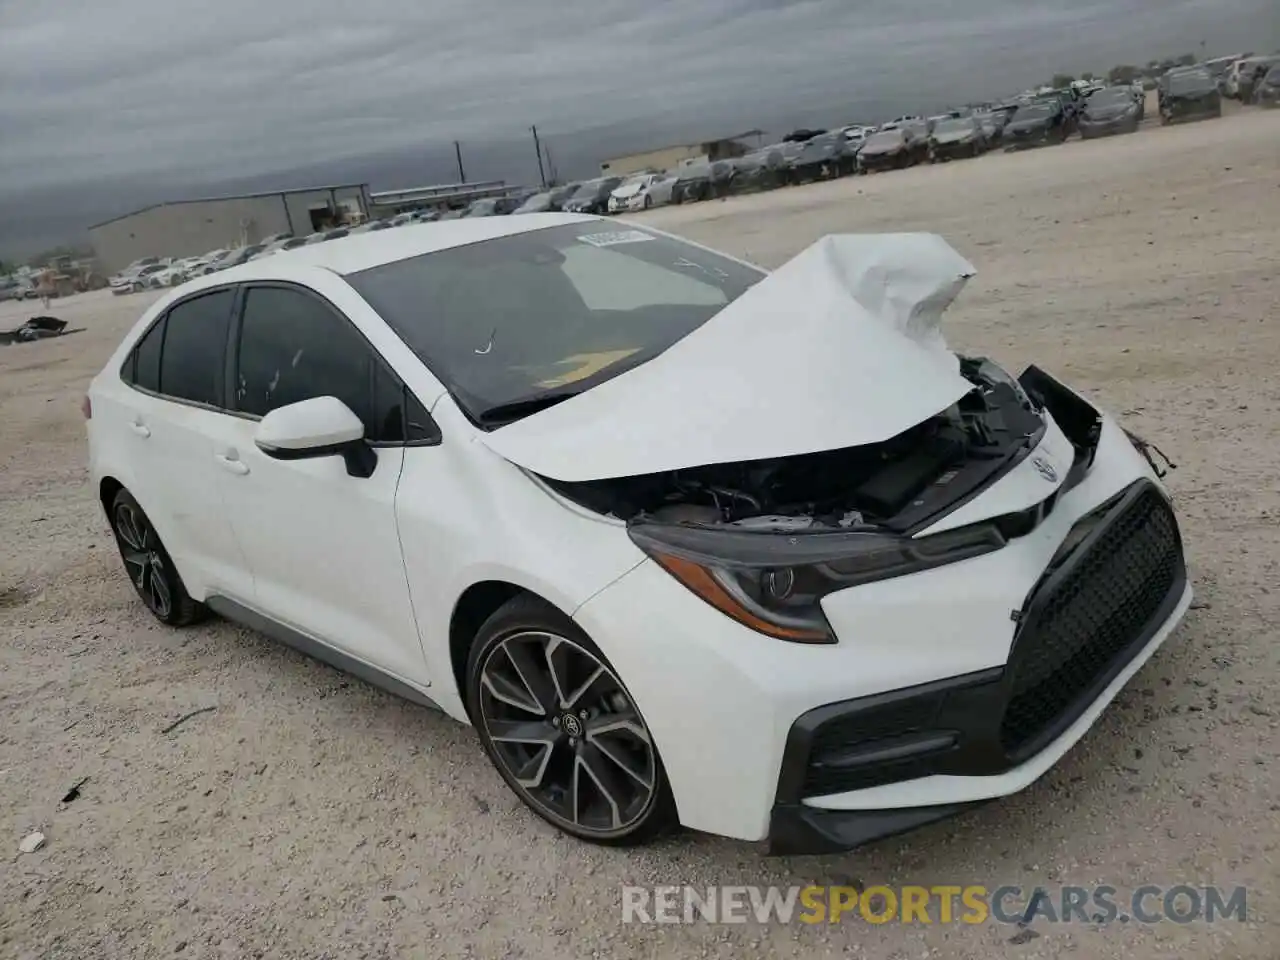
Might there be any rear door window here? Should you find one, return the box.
[157,289,234,406]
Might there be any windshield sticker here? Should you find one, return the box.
[673,257,731,280]
[534,349,642,388]
[576,230,655,248]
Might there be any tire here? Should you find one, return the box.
[643,195,652,210]
[465,594,677,846]
[108,489,205,626]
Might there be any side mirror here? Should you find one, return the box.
[254,396,377,478]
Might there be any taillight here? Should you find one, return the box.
[80,395,92,420]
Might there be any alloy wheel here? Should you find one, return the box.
[113,502,172,618]
[477,631,657,838]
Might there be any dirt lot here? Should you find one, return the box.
[2,106,1279,959]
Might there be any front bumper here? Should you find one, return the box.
[1161,98,1221,122]
[1004,130,1051,149]
[930,140,978,159]
[573,374,1191,847]
[1079,115,1138,137]
[770,480,1188,854]
[858,153,903,170]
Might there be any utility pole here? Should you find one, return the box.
[454,141,466,183]
[543,144,558,186]
[531,125,547,187]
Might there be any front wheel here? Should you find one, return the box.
[109,489,205,625]
[466,595,676,845]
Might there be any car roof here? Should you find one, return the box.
[192,212,600,282]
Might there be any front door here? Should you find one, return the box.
[213,283,429,687]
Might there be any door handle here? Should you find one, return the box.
[129,420,151,438]
[215,453,250,476]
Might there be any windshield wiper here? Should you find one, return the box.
[475,389,583,426]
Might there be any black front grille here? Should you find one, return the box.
[999,484,1183,756]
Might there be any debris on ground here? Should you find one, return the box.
[160,706,217,735]
[18,832,46,854]
[61,777,89,804]
[0,316,80,346]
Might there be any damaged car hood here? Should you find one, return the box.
[479,233,979,483]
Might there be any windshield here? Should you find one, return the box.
[1013,104,1052,121]
[346,222,765,424]
[570,182,601,200]
[1087,88,1134,108]
[1168,71,1214,95]
[863,130,904,147]
[933,118,974,134]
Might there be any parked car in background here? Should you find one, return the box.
[728,150,788,194]
[562,178,624,214]
[670,160,739,203]
[786,132,855,182]
[1160,68,1222,124]
[856,129,922,171]
[1078,86,1144,138]
[928,116,987,160]
[305,228,351,244]
[608,173,677,212]
[1002,100,1071,150]
[515,184,582,215]
[1254,66,1280,106]
[514,191,555,215]
[204,244,268,272]
[148,259,199,288]
[251,236,311,260]
[111,260,171,294]
[1222,56,1256,98]
[1242,56,1280,102]
[971,111,1007,145]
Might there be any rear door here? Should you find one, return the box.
[109,288,254,600]
[212,282,430,686]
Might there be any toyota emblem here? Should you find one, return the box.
[1032,456,1059,483]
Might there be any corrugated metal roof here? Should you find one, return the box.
[88,183,369,230]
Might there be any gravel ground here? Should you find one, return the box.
[2,104,1278,959]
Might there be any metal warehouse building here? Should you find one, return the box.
[599,131,762,177]
[89,183,371,275]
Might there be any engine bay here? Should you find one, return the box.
[543,356,1047,533]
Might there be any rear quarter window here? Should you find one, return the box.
[131,318,165,392]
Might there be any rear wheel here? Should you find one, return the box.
[466,595,676,845]
[109,489,205,626]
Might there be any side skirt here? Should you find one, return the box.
[205,595,444,713]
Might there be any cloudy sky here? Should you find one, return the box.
[0,0,1275,251]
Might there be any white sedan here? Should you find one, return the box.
[85,215,1190,853]
[607,173,677,213]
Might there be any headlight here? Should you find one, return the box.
[627,521,1006,643]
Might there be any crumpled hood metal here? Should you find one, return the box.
[478,233,979,483]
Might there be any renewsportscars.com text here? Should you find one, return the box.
[620,884,1248,926]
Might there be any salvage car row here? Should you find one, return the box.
[105,55,1275,296]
